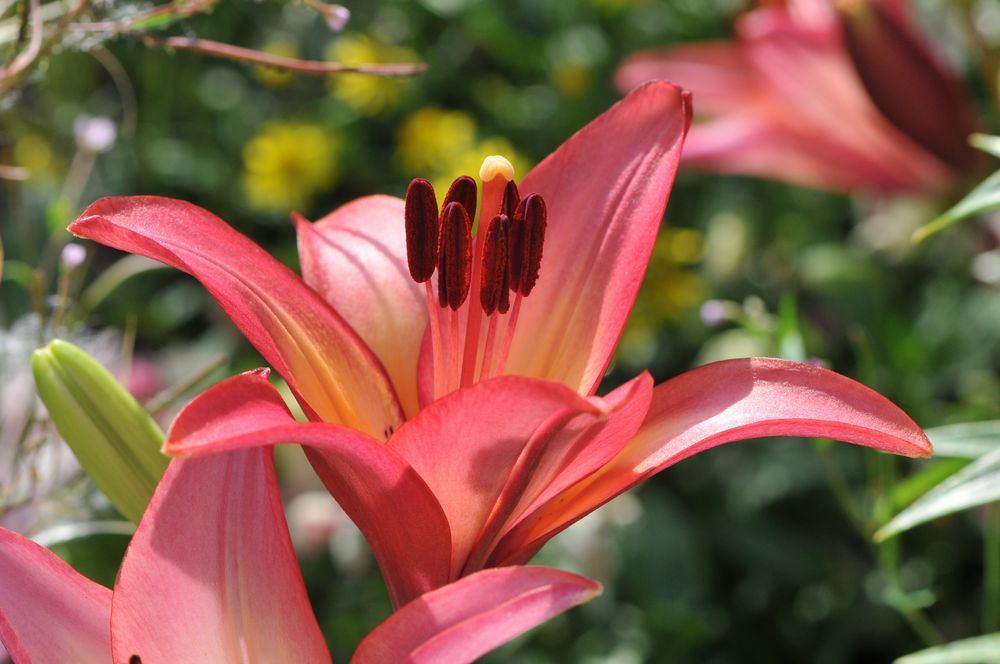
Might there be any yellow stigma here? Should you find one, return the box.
[479,155,515,183]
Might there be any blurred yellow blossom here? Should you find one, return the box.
[432,136,532,195]
[13,132,55,179]
[255,40,299,88]
[241,122,339,212]
[326,34,417,115]
[618,227,705,365]
[396,107,477,174]
[551,63,593,98]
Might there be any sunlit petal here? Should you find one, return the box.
[506,81,691,395]
[297,195,426,418]
[0,528,112,664]
[112,449,330,663]
[70,196,403,439]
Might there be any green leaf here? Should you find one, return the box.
[971,133,1000,159]
[876,446,1000,541]
[890,457,971,511]
[925,420,1000,458]
[126,10,181,31]
[895,632,1000,663]
[912,169,1000,243]
[777,292,806,362]
[32,340,168,524]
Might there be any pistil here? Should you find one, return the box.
[460,157,515,388]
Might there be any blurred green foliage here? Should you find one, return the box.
[3,0,1000,661]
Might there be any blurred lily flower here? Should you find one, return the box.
[615,0,979,194]
[0,447,598,663]
[70,82,931,608]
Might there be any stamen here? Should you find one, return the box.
[442,175,478,225]
[437,202,472,311]
[404,178,439,282]
[501,180,520,219]
[510,194,547,296]
[479,214,510,315]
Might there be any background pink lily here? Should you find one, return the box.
[69,81,931,609]
[0,445,600,663]
[615,0,979,194]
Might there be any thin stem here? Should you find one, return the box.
[985,504,1000,633]
[478,313,499,382]
[139,34,428,76]
[424,281,443,401]
[0,0,41,78]
[493,293,522,376]
[147,354,228,416]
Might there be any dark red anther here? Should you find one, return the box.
[404,178,439,283]
[437,202,472,310]
[501,180,520,219]
[480,214,511,315]
[443,175,478,226]
[509,193,546,296]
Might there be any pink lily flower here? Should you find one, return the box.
[68,81,931,609]
[0,445,600,663]
[615,0,978,194]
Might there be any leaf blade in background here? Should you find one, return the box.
[895,632,1000,663]
[912,169,1000,242]
[925,420,1000,458]
[877,446,1000,541]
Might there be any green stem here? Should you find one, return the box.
[985,505,1000,633]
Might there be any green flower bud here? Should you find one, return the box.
[31,340,168,523]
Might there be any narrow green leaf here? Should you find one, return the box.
[876,447,1000,541]
[890,458,971,511]
[971,134,1000,159]
[32,340,168,523]
[925,420,1000,458]
[912,169,1000,243]
[78,254,167,314]
[777,292,806,362]
[895,632,1000,663]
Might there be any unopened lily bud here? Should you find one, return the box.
[31,340,167,524]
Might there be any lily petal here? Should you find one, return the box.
[70,196,403,439]
[387,376,602,579]
[111,448,331,663]
[506,81,691,395]
[497,358,932,564]
[297,196,426,418]
[484,372,653,568]
[0,528,112,664]
[614,6,950,194]
[352,566,600,664]
[164,370,451,608]
[615,42,755,115]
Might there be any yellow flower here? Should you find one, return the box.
[326,34,417,115]
[13,132,54,178]
[241,122,339,212]
[255,40,299,89]
[618,228,706,365]
[551,63,593,98]
[430,137,533,200]
[396,107,477,174]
